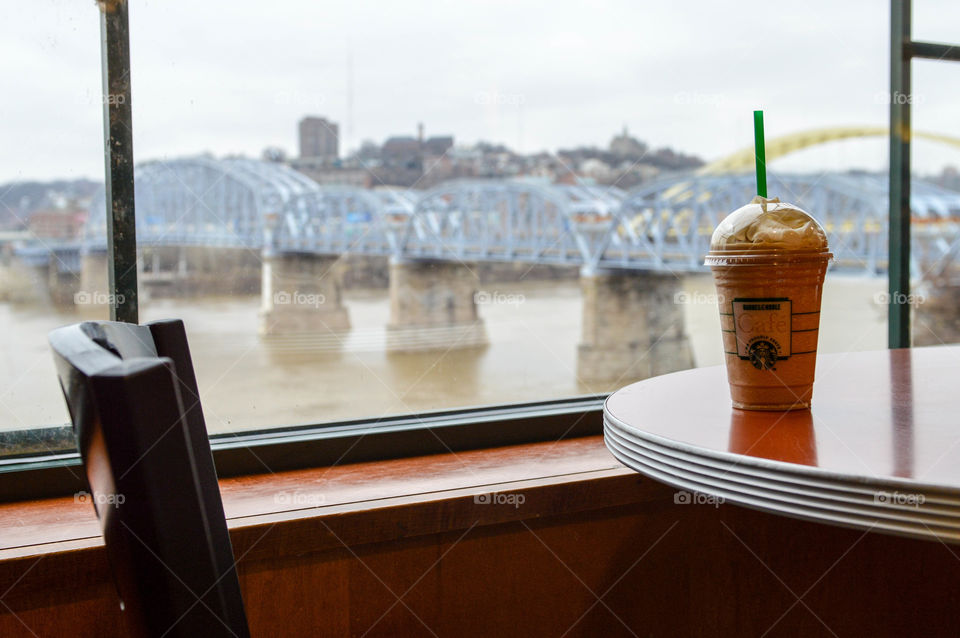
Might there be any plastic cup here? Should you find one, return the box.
[705,197,832,411]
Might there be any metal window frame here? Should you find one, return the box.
[100,0,138,324]
[888,0,960,348]
[0,396,604,502]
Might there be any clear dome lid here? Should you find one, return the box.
[709,196,829,253]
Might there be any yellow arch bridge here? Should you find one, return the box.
[698,126,960,175]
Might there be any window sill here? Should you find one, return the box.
[0,435,665,599]
[0,395,605,502]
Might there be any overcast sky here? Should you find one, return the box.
[4,0,960,183]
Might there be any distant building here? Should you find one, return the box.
[354,140,382,162]
[261,146,287,163]
[374,126,456,187]
[294,166,372,189]
[423,136,454,156]
[382,136,421,169]
[933,165,960,192]
[298,116,339,161]
[27,208,87,240]
[609,126,647,158]
[580,158,613,182]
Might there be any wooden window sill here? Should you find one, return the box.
[0,436,666,598]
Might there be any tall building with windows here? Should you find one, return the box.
[298,116,339,161]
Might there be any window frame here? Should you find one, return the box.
[0,395,605,502]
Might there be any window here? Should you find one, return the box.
[3,1,960,476]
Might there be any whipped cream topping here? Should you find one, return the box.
[709,196,829,252]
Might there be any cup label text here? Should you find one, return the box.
[732,298,792,369]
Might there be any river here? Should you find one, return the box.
[1,274,889,434]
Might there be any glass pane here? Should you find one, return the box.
[4,1,960,451]
[913,1,960,45]
[911,60,960,348]
[1,3,104,453]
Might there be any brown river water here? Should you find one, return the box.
[1,274,889,434]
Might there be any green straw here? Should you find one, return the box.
[753,110,767,198]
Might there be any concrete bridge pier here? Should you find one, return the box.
[259,252,350,335]
[139,246,261,297]
[386,258,487,352]
[577,268,693,384]
[0,248,46,303]
[77,251,111,318]
[46,260,79,307]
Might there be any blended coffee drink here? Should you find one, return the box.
[705,196,832,411]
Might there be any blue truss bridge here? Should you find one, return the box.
[14,155,960,280]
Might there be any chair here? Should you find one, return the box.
[49,319,250,638]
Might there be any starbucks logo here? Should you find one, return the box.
[748,339,779,370]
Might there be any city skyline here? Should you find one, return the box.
[4,0,960,183]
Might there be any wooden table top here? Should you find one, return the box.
[604,346,960,543]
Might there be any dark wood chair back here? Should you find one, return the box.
[49,319,250,638]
